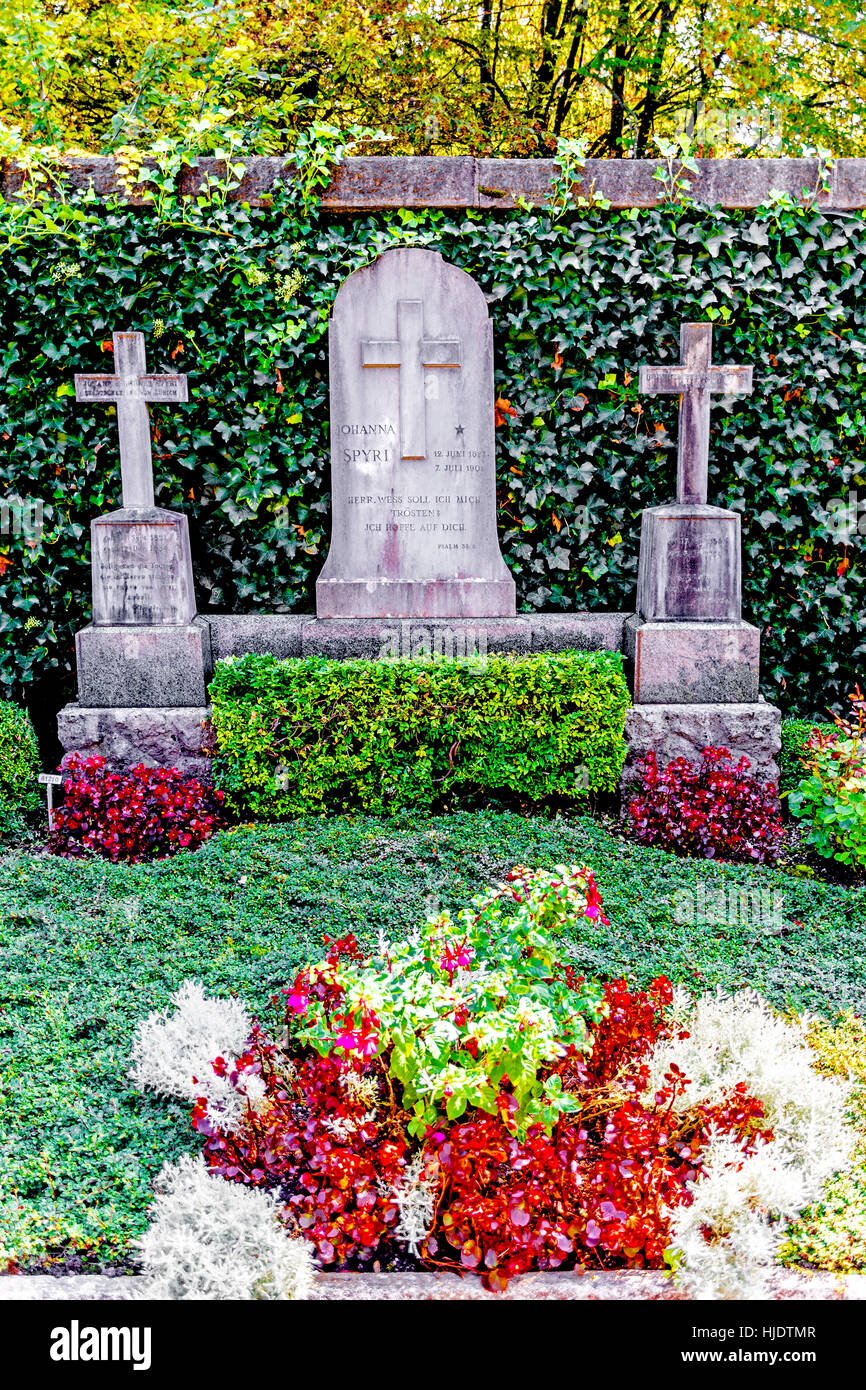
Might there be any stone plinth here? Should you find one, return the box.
[621,700,781,803]
[205,612,627,661]
[91,507,196,626]
[316,247,515,619]
[75,620,212,707]
[625,615,759,704]
[208,614,305,661]
[637,504,741,622]
[56,705,212,779]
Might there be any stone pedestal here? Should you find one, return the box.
[637,503,741,622]
[621,700,782,803]
[207,611,627,661]
[56,705,213,779]
[625,615,760,704]
[75,620,212,707]
[91,507,196,627]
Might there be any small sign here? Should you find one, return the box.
[38,773,65,831]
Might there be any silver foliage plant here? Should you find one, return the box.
[644,988,856,1298]
[129,980,261,1126]
[137,1155,312,1301]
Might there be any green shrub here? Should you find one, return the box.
[209,649,630,816]
[780,719,835,796]
[789,733,866,869]
[0,701,40,837]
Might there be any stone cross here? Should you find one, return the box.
[639,323,753,505]
[361,299,461,460]
[74,332,188,509]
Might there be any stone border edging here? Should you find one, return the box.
[1,1270,863,1300]
[4,156,866,211]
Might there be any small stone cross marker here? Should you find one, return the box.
[639,323,753,505]
[361,299,461,460]
[74,332,188,509]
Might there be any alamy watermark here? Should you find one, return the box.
[673,884,787,928]
[50,1319,152,1371]
[673,102,784,150]
[0,495,43,539]
[826,490,866,542]
[377,621,489,665]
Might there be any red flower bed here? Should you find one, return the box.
[627,745,782,863]
[50,753,224,863]
[192,963,772,1289]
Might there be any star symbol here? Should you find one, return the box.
[455,423,465,437]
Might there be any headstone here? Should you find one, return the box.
[75,332,196,627]
[630,322,760,704]
[70,331,210,713]
[636,323,752,623]
[316,247,516,618]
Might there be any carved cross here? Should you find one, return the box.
[361,299,461,460]
[639,323,753,505]
[74,332,188,509]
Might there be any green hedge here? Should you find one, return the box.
[779,718,836,796]
[209,649,630,815]
[0,700,40,836]
[2,187,865,718]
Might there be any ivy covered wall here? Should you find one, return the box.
[1,187,864,721]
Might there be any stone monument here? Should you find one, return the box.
[64,331,212,712]
[621,321,780,798]
[625,322,760,704]
[316,247,516,618]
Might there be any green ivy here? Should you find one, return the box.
[2,188,865,719]
[208,649,630,816]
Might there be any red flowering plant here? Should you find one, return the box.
[627,746,783,863]
[184,868,776,1287]
[50,753,225,862]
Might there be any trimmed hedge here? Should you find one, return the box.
[209,649,630,816]
[0,700,40,837]
[780,718,836,796]
[2,189,866,719]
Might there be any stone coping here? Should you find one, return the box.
[0,1270,862,1301]
[4,156,866,211]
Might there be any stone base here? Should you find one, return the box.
[621,700,782,804]
[625,615,759,703]
[315,576,517,620]
[91,507,197,627]
[637,503,741,622]
[207,614,305,661]
[75,619,213,707]
[206,611,628,661]
[56,704,212,778]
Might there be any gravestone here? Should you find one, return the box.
[316,247,516,618]
[69,331,212,708]
[627,322,759,702]
[75,333,196,627]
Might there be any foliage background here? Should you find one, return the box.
[2,185,865,724]
[2,0,865,158]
